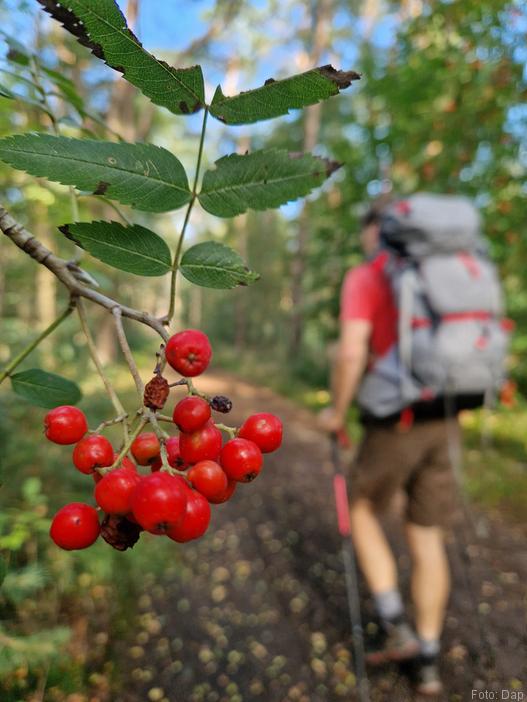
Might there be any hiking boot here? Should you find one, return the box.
[415,655,443,696]
[365,618,420,665]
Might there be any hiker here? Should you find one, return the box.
[318,193,509,696]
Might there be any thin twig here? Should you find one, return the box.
[106,415,148,472]
[0,203,169,341]
[77,299,128,442]
[0,302,75,385]
[167,107,209,323]
[91,413,129,435]
[113,307,144,399]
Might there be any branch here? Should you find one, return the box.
[112,307,144,399]
[0,203,169,341]
[0,302,75,384]
[77,298,128,442]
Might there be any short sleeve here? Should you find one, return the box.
[340,265,381,322]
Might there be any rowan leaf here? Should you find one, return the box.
[10,369,82,408]
[198,149,341,218]
[37,0,204,115]
[59,221,172,277]
[180,242,260,289]
[210,65,360,125]
[0,133,191,212]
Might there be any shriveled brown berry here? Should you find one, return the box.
[210,395,233,414]
[143,375,170,411]
[100,514,142,551]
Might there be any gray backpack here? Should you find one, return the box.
[357,193,511,418]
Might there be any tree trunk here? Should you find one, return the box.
[289,0,333,357]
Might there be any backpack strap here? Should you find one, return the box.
[397,265,419,403]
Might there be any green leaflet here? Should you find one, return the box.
[180,242,260,289]
[198,149,341,218]
[210,65,360,125]
[0,133,192,212]
[37,0,204,115]
[60,221,172,277]
[10,369,82,408]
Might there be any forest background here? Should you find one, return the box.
[0,0,525,699]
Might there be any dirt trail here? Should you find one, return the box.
[113,373,526,702]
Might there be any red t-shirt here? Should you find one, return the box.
[339,252,397,358]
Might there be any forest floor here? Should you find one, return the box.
[110,372,526,702]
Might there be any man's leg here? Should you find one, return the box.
[405,521,450,695]
[350,497,398,595]
[350,497,420,662]
[405,522,450,645]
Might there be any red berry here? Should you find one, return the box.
[238,413,283,453]
[44,406,88,445]
[220,438,263,483]
[150,436,188,472]
[72,435,114,474]
[179,421,222,464]
[131,432,161,466]
[94,453,136,483]
[131,472,187,534]
[173,396,211,433]
[120,455,137,471]
[95,468,142,515]
[167,489,211,543]
[187,460,228,501]
[208,479,237,504]
[49,503,100,550]
[165,329,212,377]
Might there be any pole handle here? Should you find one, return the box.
[333,474,352,537]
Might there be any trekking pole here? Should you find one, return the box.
[330,431,370,702]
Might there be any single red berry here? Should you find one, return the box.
[49,503,100,550]
[179,421,223,464]
[187,460,228,501]
[131,472,187,534]
[150,436,189,472]
[220,438,263,483]
[44,406,88,445]
[165,329,212,377]
[72,434,114,474]
[95,468,142,515]
[208,479,237,504]
[238,413,283,453]
[167,489,211,542]
[173,396,211,433]
[131,432,161,466]
[120,455,137,471]
[94,453,136,483]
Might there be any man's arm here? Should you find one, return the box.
[318,318,372,432]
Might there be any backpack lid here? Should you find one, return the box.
[380,192,483,257]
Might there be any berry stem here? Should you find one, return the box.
[91,413,129,434]
[107,415,148,472]
[156,414,174,424]
[77,299,129,443]
[215,423,238,439]
[112,307,144,400]
[0,302,75,385]
[167,107,209,324]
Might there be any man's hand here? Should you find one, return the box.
[317,406,345,433]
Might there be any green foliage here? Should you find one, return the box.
[210,65,360,125]
[0,626,71,677]
[10,369,82,408]
[199,149,341,217]
[38,0,205,115]
[180,241,260,289]
[60,221,172,277]
[0,133,192,212]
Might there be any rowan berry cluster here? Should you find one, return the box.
[46,330,282,551]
